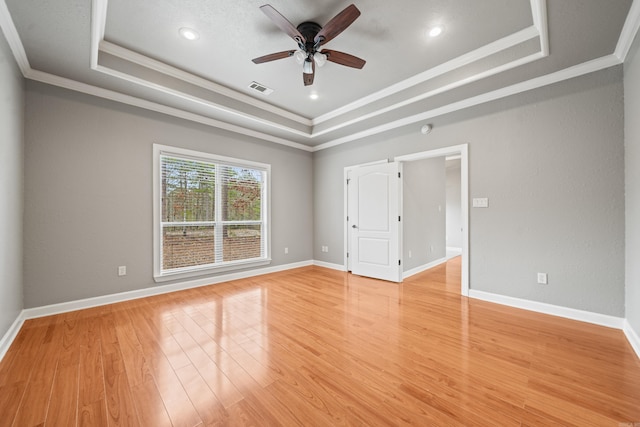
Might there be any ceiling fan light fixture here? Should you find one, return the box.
[179,27,199,41]
[314,52,327,67]
[294,50,306,64]
[303,59,314,74]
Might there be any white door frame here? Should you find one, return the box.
[395,144,469,296]
[343,145,469,296]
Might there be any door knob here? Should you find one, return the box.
[352,224,358,228]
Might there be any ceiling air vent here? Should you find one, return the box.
[248,81,274,96]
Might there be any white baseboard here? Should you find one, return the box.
[22,260,313,320]
[624,320,640,359]
[447,246,462,258]
[403,257,447,279]
[468,289,625,329]
[5,263,637,364]
[0,311,27,361]
[313,260,347,271]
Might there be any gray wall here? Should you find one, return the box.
[0,31,24,337]
[403,157,446,272]
[446,159,463,249]
[625,33,640,335]
[23,82,313,308]
[314,66,625,317]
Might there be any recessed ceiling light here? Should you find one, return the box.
[309,93,319,100]
[428,26,443,38]
[179,27,199,41]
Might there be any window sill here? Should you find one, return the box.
[154,258,272,283]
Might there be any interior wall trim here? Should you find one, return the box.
[615,0,640,61]
[2,266,638,363]
[624,320,640,359]
[0,311,26,362]
[0,0,631,154]
[25,69,314,152]
[312,260,347,271]
[402,257,448,280]
[469,289,625,329]
[311,25,545,126]
[98,39,312,127]
[470,289,639,361]
[20,260,313,321]
[312,54,622,151]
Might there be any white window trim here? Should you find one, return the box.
[153,144,271,282]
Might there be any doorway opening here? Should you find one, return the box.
[344,144,469,296]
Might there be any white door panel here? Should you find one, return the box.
[350,162,402,282]
[359,173,390,231]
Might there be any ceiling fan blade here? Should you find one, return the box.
[322,49,366,69]
[314,4,360,46]
[260,4,306,45]
[252,50,296,64]
[303,61,315,86]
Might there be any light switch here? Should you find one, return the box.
[472,198,489,208]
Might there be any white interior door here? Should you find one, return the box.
[349,162,402,282]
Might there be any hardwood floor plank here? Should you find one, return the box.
[174,363,228,426]
[46,364,79,427]
[0,382,26,427]
[102,343,141,426]
[1,257,639,425]
[130,379,173,427]
[170,327,244,409]
[78,400,108,427]
[0,324,49,387]
[11,320,64,426]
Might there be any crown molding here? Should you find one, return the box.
[0,0,29,74]
[313,0,549,128]
[91,0,548,140]
[312,49,546,138]
[312,24,543,127]
[98,40,311,127]
[615,0,640,61]
[531,0,549,56]
[1,0,636,154]
[25,68,314,152]
[311,54,622,152]
[90,0,107,69]
[94,60,312,139]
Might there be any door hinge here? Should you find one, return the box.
[398,260,401,266]
[398,216,401,222]
[398,172,401,178]
[346,178,351,185]
[347,252,349,258]
[347,216,349,222]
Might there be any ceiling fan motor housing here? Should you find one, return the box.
[297,21,323,54]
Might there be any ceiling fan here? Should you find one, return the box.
[252,4,366,86]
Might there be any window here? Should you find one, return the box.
[153,144,270,281]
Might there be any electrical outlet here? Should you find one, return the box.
[118,266,127,276]
[537,272,548,284]
[284,247,288,254]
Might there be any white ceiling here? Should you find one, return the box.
[1,0,639,151]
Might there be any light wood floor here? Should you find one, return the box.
[1,257,639,426]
